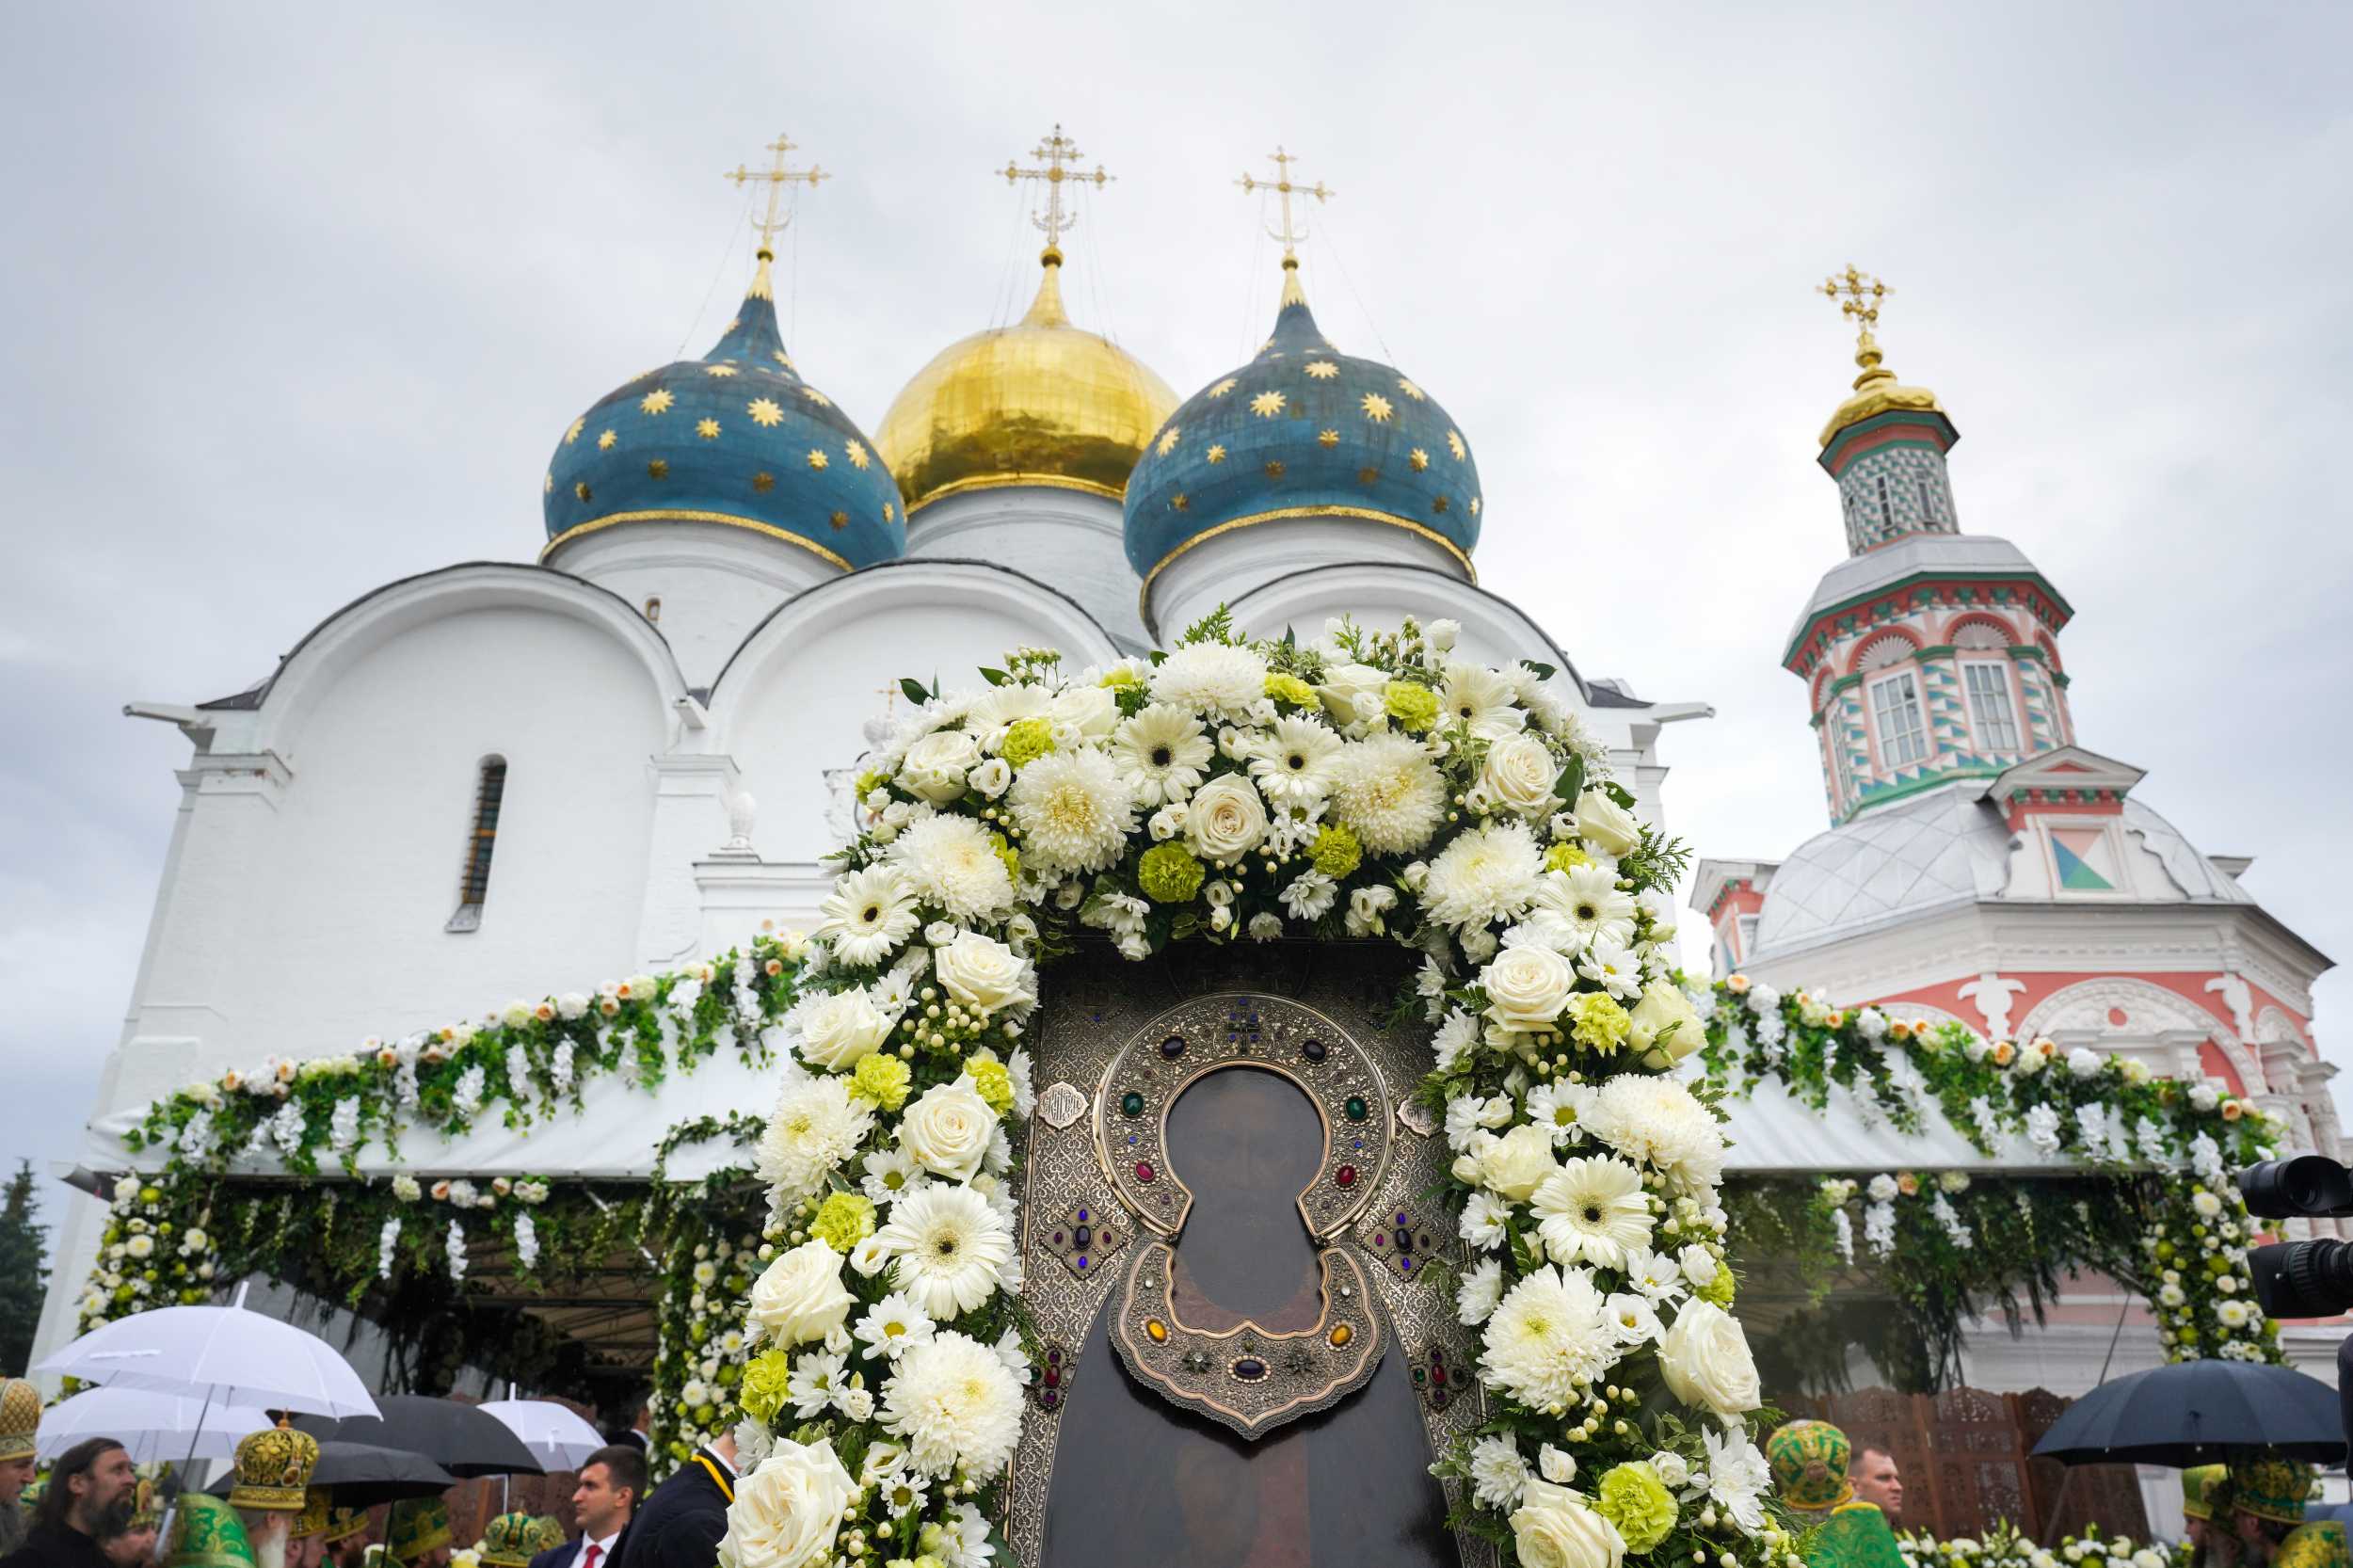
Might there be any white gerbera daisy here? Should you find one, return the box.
[1468,1433,1531,1510]
[1583,1073,1726,1189]
[1421,820,1544,931]
[1532,1155,1654,1268]
[787,1349,848,1418]
[1604,1290,1663,1347]
[1441,662,1528,739]
[875,1183,1016,1318]
[1479,1264,1620,1412]
[1457,1256,1506,1325]
[887,815,1015,921]
[816,864,921,967]
[1248,715,1344,807]
[1150,642,1270,718]
[854,1290,936,1361]
[1329,732,1447,855]
[1536,864,1638,953]
[1111,703,1213,806]
[881,1329,1026,1478]
[756,1076,875,1208]
[1007,748,1136,877]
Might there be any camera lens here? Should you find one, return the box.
[2238,1155,2353,1220]
[2250,1239,2353,1320]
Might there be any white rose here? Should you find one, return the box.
[1538,1446,1577,1484]
[2066,1047,2104,1080]
[1628,980,1705,1066]
[1657,1300,1762,1416]
[1147,803,1186,842]
[718,1438,856,1568]
[934,932,1033,1016]
[898,729,980,803]
[746,1240,855,1348]
[1648,1450,1690,1489]
[795,989,891,1070]
[1481,1123,1559,1203]
[1317,662,1389,726]
[899,1078,998,1179]
[968,758,1012,799]
[1481,732,1561,815]
[1574,790,1642,856]
[1484,943,1575,1031]
[1049,683,1119,738]
[1677,1244,1719,1287]
[1511,1479,1625,1568]
[1426,618,1462,651]
[1184,775,1269,862]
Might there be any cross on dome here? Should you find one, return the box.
[726,133,830,297]
[1000,123,1112,260]
[1818,263,1892,338]
[1238,146,1333,306]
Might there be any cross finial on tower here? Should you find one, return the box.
[1000,124,1111,263]
[1818,264,1892,339]
[726,134,829,298]
[1237,145,1335,264]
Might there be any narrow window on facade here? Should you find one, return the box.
[1961,661,2022,751]
[1918,478,1938,523]
[1868,671,1929,768]
[1736,914,1759,959]
[1875,474,1894,533]
[446,757,507,933]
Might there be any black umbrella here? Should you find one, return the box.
[209,1441,456,1508]
[293,1396,545,1478]
[2031,1360,2345,1466]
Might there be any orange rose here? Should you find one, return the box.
[1992,1042,2016,1065]
[1897,1172,1920,1197]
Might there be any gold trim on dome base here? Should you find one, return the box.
[541,508,856,573]
[1138,504,1476,633]
[902,470,1128,519]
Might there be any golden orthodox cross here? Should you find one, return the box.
[1000,124,1111,254]
[726,133,830,257]
[1818,264,1892,339]
[1237,145,1334,262]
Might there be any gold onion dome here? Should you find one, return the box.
[874,246,1178,518]
[1816,266,1944,449]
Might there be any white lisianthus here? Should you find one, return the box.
[1481,1123,1561,1203]
[1316,661,1390,726]
[881,1329,1026,1478]
[1422,820,1545,931]
[757,1077,875,1207]
[1481,731,1561,814]
[1657,1300,1762,1416]
[887,815,1015,920]
[746,1240,856,1348]
[897,729,980,804]
[934,932,1033,1016]
[1603,1291,1662,1347]
[874,1183,1016,1318]
[1328,732,1447,854]
[968,757,1012,798]
[1183,774,1270,862]
[1628,980,1705,1066]
[716,1438,856,1568]
[1677,1243,1721,1288]
[1484,942,1574,1031]
[1008,747,1137,877]
[1151,642,1269,718]
[899,1078,999,1180]
[1573,790,1642,856]
[1049,682,1119,739]
[1539,1446,1577,1485]
[1511,1479,1625,1568]
[793,987,892,1070]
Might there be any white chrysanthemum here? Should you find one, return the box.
[1421,820,1544,931]
[1531,1155,1655,1269]
[1525,1081,1592,1147]
[1432,1008,1482,1072]
[1111,704,1213,806]
[1007,747,1136,877]
[1247,715,1345,808]
[860,1146,922,1208]
[1441,662,1528,739]
[875,1183,1016,1319]
[1460,1191,1513,1251]
[1534,865,1638,953]
[853,1290,936,1361]
[816,865,921,967]
[967,682,1052,746]
[880,1330,1025,1479]
[887,815,1014,921]
[787,1349,848,1418]
[1582,1074,1725,1189]
[1468,1433,1531,1510]
[1150,642,1270,718]
[1479,1264,1620,1413]
[1329,732,1447,855]
[757,1076,875,1208]
[1457,1256,1506,1325]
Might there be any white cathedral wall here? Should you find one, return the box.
[902,487,1148,652]
[548,521,840,689]
[1144,517,1465,646]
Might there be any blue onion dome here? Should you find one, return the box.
[1122,257,1483,584]
[542,244,903,570]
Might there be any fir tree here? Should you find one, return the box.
[0,1161,48,1374]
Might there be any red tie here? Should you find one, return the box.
[582,1545,601,1568]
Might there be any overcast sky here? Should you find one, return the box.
[5,3,2350,1197]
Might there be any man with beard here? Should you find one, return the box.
[319,1510,370,1568]
[0,1381,41,1559]
[0,1438,136,1568]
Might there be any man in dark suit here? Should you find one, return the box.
[528,1448,647,1568]
[603,1433,733,1568]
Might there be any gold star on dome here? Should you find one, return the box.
[1431,495,1449,515]
[747,398,786,427]
[752,471,776,492]
[803,388,831,407]
[772,349,793,368]
[1251,390,1286,419]
[1264,459,1285,478]
[574,481,592,501]
[807,449,828,470]
[1360,392,1393,423]
[597,429,617,451]
[543,472,553,493]
[1469,496,1481,516]
[1318,428,1339,447]
[640,389,674,415]
[648,458,668,479]
[1304,360,1339,380]
[1409,448,1430,472]
[885,501,896,521]
[1206,444,1227,463]
[565,418,584,444]
[1171,492,1191,511]
[723,318,741,335]
[696,418,721,440]
[845,440,872,470]
[1398,377,1426,401]
[705,364,739,378]
[1208,377,1238,399]
[1356,466,1379,485]
[829,510,849,530]
[1157,428,1180,456]
[1447,430,1466,460]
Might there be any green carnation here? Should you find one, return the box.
[811,1192,876,1253]
[1309,824,1363,879]
[965,1054,1016,1115]
[1700,1266,1737,1307]
[1000,717,1055,766]
[1100,665,1142,690]
[1264,672,1317,708]
[1384,680,1439,733]
[1596,1462,1678,1553]
[1544,842,1590,873]
[990,830,1020,882]
[1138,842,1207,904]
[738,1349,793,1426]
[1568,991,1632,1052]
[851,1052,912,1111]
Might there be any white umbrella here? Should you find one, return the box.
[475,1400,607,1471]
[36,1288,379,1420]
[37,1386,275,1464]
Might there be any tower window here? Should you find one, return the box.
[1962,661,2022,751]
[1876,474,1894,534]
[446,757,507,933]
[1867,672,1929,768]
[1918,478,1938,523]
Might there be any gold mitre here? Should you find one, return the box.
[0,1378,40,1462]
[228,1418,322,1512]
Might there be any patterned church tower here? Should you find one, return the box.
[1786,267,2077,824]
